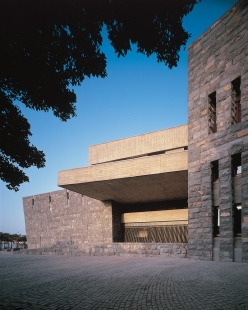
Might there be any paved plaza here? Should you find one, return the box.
[0,252,248,310]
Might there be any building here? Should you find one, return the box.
[23,0,248,261]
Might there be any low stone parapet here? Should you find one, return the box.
[16,243,188,258]
[91,243,187,258]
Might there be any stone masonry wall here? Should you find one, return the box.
[188,0,248,261]
[23,190,113,249]
[23,190,188,258]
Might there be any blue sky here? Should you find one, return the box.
[0,0,238,235]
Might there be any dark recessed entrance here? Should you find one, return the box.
[112,199,188,243]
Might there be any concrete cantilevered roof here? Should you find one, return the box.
[58,125,188,204]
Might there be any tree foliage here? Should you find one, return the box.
[0,0,199,190]
[0,232,27,249]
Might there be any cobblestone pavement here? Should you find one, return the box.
[1,252,248,310]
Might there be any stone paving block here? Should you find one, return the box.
[0,253,241,310]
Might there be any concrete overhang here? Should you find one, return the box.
[58,151,188,204]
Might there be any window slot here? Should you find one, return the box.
[213,207,220,237]
[209,92,217,134]
[49,195,52,210]
[211,160,219,182]
[212,160,220,237]
[234,204,242,236]
[231,77,241,124]
[232,153,241,177]
[232,153,242,236]
[67,191,70,205]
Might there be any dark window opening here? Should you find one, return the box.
[49,196,52,210]
[209,92,217,134]
[234,204,242,236]
[184,146,188,150]
[32,198,34,206]
[232,153,241,177]
[213,207,220,237]
[67,191,70,205]
[211,160,219,182]
[231,77,241,124]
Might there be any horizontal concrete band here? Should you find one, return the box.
[121,209,188,223]
[58,151,188,185]
[89,124,188,165]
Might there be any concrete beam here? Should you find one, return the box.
[58,151,188,203]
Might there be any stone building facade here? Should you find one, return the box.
[187,0,248,262]
[23,1,248,261]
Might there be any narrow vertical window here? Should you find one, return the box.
[32,198,34,207]
[232,153,242,236]
[211,160,219,182]
[67,191,69,205]
[232,153,241,177]
[212,160,219,237]
[231,77,241,124]
[209,91,217,134]
[234,204,242,236]
[49,195,51,210]
[214,207,220,237]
